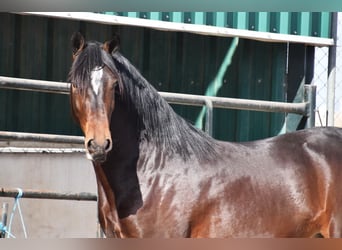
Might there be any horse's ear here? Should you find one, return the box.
[103,34,120,54]
[71,32,85,56]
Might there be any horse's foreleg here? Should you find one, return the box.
[93,163,123,238]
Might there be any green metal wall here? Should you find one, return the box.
[104,12,331,38]
[0,13,311,142]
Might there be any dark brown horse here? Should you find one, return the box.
[68,32,342,238]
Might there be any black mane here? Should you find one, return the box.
[112,52,221,162]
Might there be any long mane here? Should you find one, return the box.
[112,52,221,162]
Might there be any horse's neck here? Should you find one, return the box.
[101,101,144,218]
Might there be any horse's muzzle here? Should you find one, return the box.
[86,138,112,163]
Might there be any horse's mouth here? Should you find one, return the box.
[86,151,107,163]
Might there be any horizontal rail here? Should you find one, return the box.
[0,76,310,115]
[0,147,85,154]
[0,76,70,94]
[161,92,309,115]
[0,131,84,144]
[0,188,97,201]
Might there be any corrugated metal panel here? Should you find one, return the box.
[103,12,332,38]
[0,13,296,142]
[0,14,82,136]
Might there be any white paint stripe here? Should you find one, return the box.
[91,67,103,95]
[20,12,334,46]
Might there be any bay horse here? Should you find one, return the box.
[68,32,342,238]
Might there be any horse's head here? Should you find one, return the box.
[69,32,121,163]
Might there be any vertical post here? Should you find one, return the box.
[1,203,9,238]
[204,99,213,136]
[303,44,315,129]
[327,12,338,126]
[305,84,317,128]
[96,221,104,238]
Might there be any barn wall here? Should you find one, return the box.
[0,12,296,142]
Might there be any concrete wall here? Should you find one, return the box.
[0,149,98,238]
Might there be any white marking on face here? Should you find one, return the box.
[91,67,104,95]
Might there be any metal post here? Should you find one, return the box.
[204,99,213,136]
[304,84,317,128]
[0,203,9,238]
[327,12,338,126]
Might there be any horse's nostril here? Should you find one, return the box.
[87,139,95,150]
[104,139,112,152]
